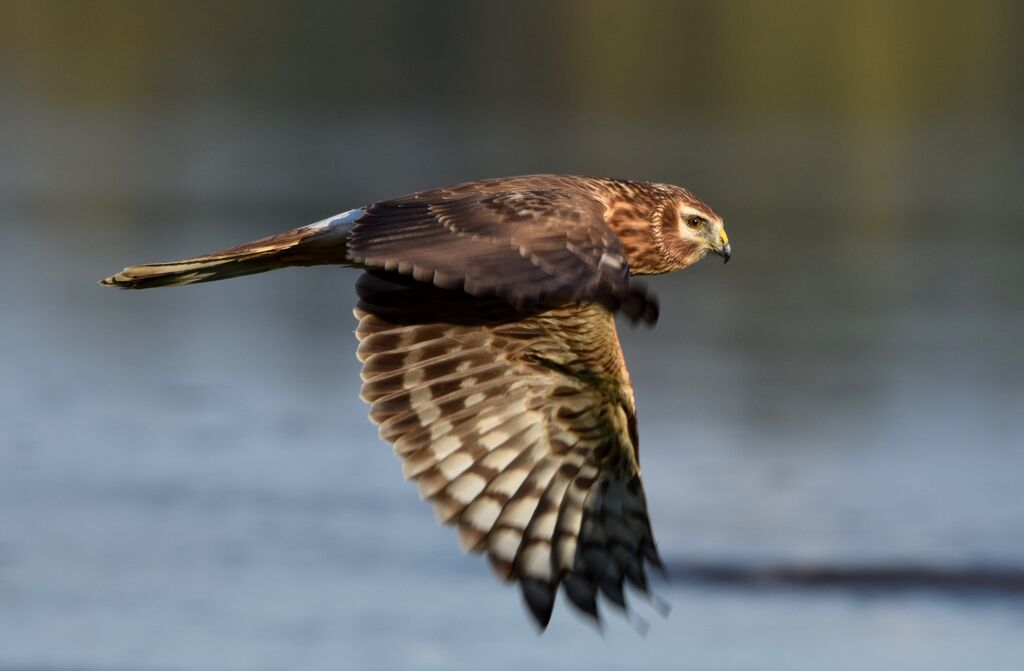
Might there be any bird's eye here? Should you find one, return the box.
[686,216,705,230]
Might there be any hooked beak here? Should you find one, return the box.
[711,228,731,263]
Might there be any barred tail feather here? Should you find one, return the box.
[101,256,288,289]
[100,208,363,289]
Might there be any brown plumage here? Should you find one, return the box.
[101,174,731,629]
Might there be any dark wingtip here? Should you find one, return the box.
[563,574,600,621]
[521,578,556,631]
[597,576,627,610]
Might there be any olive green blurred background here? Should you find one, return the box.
[2,2,1023,670]
[6,0,1023,215]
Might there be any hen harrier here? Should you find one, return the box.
[102,174,731,629]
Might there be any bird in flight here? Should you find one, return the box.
[102,174,731,630]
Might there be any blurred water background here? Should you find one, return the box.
[2,2,1023,669]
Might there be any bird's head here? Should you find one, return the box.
[592,178,731,275]
[674,201,730,264]
[657,187,730,271]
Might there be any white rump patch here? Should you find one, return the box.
[304,207,365,231]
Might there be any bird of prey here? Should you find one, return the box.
[102,174,731,629]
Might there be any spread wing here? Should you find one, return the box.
[355,271,663,628]
[347,187,634,314]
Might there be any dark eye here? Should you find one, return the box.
[686,216,705,229]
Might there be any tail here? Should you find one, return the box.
[100,209,362,289]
